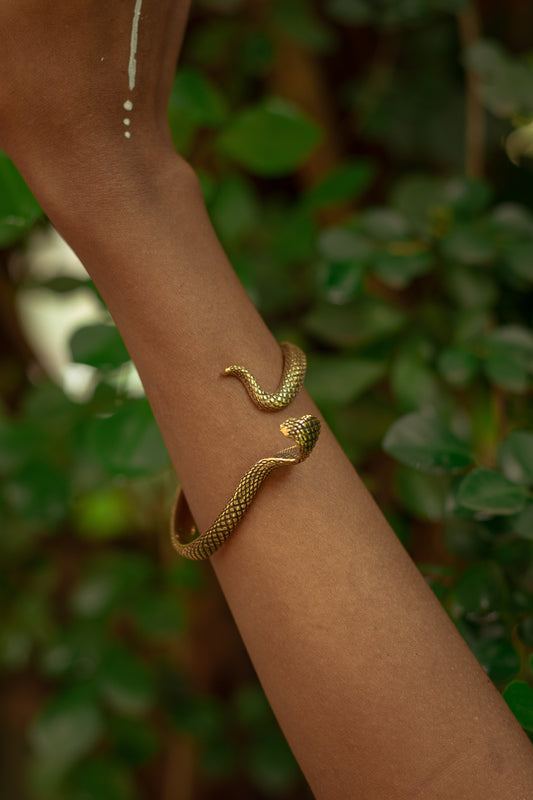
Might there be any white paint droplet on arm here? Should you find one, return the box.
[123,0,143,141]
[128,0,143,92]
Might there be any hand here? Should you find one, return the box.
[0,0,190,190]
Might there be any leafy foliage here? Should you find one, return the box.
[2,1,533,798]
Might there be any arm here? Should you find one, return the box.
[2,3,533,798]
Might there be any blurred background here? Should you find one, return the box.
[2,0,533,797]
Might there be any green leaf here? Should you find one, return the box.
[383,412,473,473]
[165,559,205,590]
[0,417,42,473]
[128,592,187,638]
[449,562,508,618]
[173,695,224,738]
[492,537,533,569]
[29,686,103,773]
[304,160,375,211]
[437,347,479,386]
[518,616,533,647]
[70,571,120,619]
[444,265,497,309]
[510,503,533,540]
[444,519,490,560]
[247,730,299,794]
[306,356,386,406]
[0,630,32,670]
[504,241,533,283]
[74,488,134,540]
[239,31,275,74]
[389,173,446,234]
[3,460,70,527]
[70,757,136,800]
[273,0,337,51]
[23,382,80,432]
[465,39,506,78]
[109,717,159,766]
[326,0,372,25]
[69,324,130,370]
[513,590,533,614]
[484,325,533,366]
[490,202,533,236]
[482,326,533,392]
[39,276,94,294]
[507,123,533,165]
[0,151,42,246]
[86,399,170,477]
[441,224,495,266]
[391,350,440,412]
[71,554,153,618]
[98,644,156,716]
[316,227,373,262]
[197,169,216,205]
[216,97,322,175]
[503,681,533,732]
[200,738,238,778]
[210,173,259,245]
[396,466,448,521]
[234,684,273,727]
[456,468,528,515]
[187,19,238,69]
[40,623,105,678]
[473,638,520,684]
[169,68,228,127]
[197,0,244,10]
[465,41,533,119]
[484,356,531,393]
[271,207,317,263]
[441,176,493,217]
[0,583,55,669]
[371,249,434,289]
[359,207,410,241]
[167,115,196,156]
[498,431,533,485]
[305,298,405,348]
[390,174,491,232]
[315,259,365,303]
[453,308,492,344]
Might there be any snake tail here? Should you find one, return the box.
[170,414,321,560]
[223,341,306,410]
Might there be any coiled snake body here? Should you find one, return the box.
[223,341,306,411]
[170,343,320,560]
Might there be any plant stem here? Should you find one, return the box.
[458,3,486,178]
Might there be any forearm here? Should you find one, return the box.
[36,150,533,799]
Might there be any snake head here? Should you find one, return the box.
[279,414,321,461]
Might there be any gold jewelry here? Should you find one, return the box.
[170,343,319,560]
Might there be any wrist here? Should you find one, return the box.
[19,143,200,251]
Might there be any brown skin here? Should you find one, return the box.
[0,0,186,215]
[2,3,533,798]
[0,1,180,149]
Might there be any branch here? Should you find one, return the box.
[458,3,486,178]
